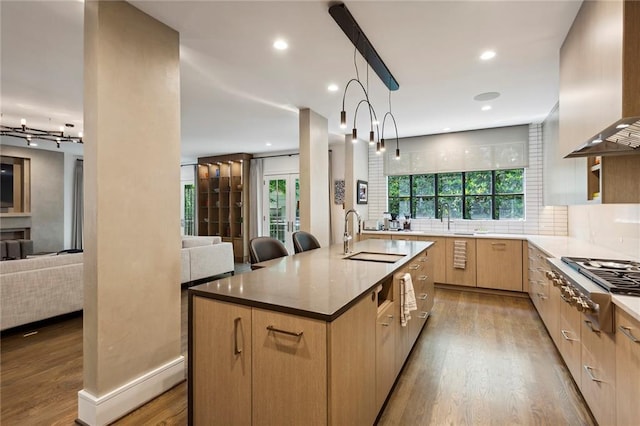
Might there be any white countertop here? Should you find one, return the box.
[363,230,640,320]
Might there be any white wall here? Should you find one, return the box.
[568,204,640,258]
[0,142,66,252]
[329,143,345,245]
[262,153,299,175]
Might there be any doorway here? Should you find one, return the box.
[263,174,299,253]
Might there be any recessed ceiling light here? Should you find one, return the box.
[443,127,451,132]
[481,105,492,111]
[327,84,339,92]
[480,50,496,61]
[266,142,272,146]
[273,39,288,50]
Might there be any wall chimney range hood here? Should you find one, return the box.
[563,0,640,159]
[564,116,640,158]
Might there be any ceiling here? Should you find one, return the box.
[0,0,582,162]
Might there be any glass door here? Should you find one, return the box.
[263,174,299,253]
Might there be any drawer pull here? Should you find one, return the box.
[584,320,600,334]
[234,317,243,355]
[491,242,507,246]
[380,315,394,327]
[583,365,603,382]
[267,325,304,337]
[561,329,578,342]
[419,293,428,300]
[418,275,428,281]
[418,312,429,319]
[409,264,420,270]
[619,325,640,343]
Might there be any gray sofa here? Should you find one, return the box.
[181,236,234,283]
[1,252,83,331]
[0,237,233,331]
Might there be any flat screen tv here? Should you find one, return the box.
[1,163,14,209]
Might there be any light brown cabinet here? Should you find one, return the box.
[192,290,382,425]
[557,294,583,389]
[192,297,251,426]
[580,317,616,426]
[375,300,396,412]
[328,292,377,426]
[252,308,329,425]
[417,236,445,283]
[445,238,476,287]
[615,307,640,425]
[476,239,523,291]
[559,0,640,204]
[197,153,252,262]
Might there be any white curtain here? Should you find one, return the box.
[250,158,263,239]
[71,159,83,249]
[384,125,529,175]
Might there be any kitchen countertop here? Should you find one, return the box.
[364,230,640,320]
[189,239,432,321]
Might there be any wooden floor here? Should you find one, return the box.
[1,286,595,425]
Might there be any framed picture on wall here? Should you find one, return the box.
[357,180,368,204]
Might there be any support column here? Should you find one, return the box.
[79,2,183,425]
[299,108,330,246]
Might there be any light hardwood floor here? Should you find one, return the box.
[1,286,595,425]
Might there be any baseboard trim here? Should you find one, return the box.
[77,355,185,426]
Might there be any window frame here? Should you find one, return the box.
[387,169,525,220]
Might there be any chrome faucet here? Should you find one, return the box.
[441,203,451,231]
[344,208,361,254]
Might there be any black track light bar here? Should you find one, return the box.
[329,3,399,91]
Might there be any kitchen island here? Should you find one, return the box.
[188,238,435,425]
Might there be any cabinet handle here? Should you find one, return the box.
[409,264,420,270]
[583,365,603,382]
[234,317,243,355]
[419,257,428,262]
[380,315,394,327]
[584,320,600,334]
[491,242,506,247]
[419,293,428,300]
[561,329,578,342]
[418,275,428,281]
[619,325,640,343]
[267,325,304,337]
[418,312,429,319]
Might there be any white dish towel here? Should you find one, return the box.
[401,272,418,327]
[453,240,467,269]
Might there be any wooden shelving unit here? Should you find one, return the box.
[587,156,601,201]
[197,153,252,262]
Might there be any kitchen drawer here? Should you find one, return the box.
[252,308,327,425]
[557,301,582,386]
[615,307,640,426]
[580,318,616,426]
[376,301,396,411]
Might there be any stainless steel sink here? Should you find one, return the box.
[343,251,405,263]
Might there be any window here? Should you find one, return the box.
[387,169,524,220]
